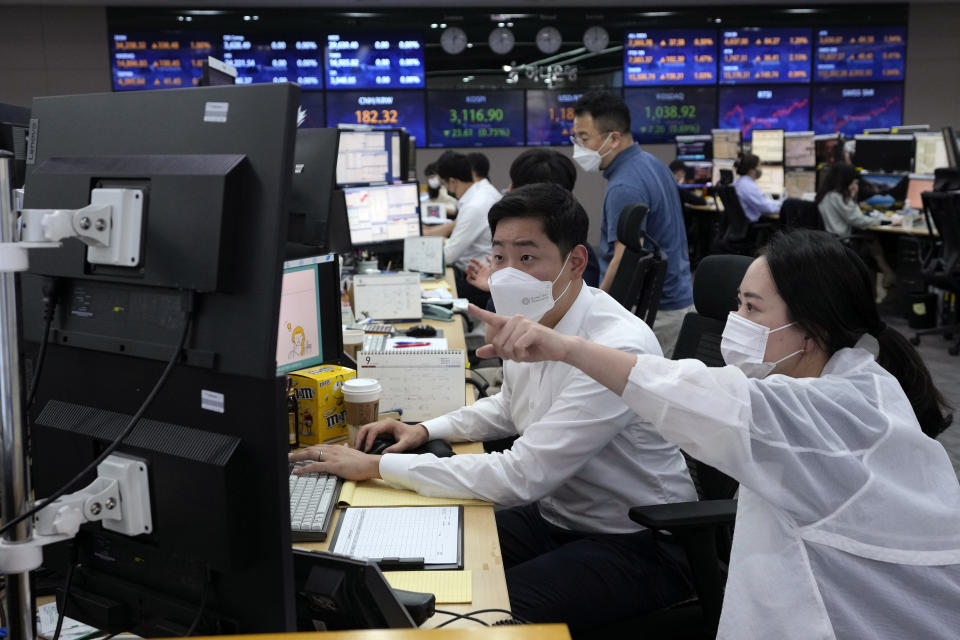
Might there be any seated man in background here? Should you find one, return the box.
[433,150,499,308]
[467,151,503,201]
[733,152,782,222]
[292,184,698,631]
[466,148,600,291]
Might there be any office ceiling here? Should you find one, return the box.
[0,0,923,5]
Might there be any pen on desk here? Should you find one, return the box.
[393,342,431,348]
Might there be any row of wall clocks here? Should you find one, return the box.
[440,25,610,55]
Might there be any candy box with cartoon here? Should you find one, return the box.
[286,365,356,445]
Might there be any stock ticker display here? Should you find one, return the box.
[812,84,904,136]
[526,90,584,146]
[111,31,215,90]
[623,29,717,86]
[624,87,718,143]
[718,85,811,140]
[815,27,906,82]
[222,34,324,88]
[719,28,812,84]
[324,33,424,90]
[426,91,526,147]
[325,91,426,145]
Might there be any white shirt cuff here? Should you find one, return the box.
[421,416,456,441]
[378,453,416,490]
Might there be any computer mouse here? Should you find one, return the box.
[367,436,454,458]
[406,324,437,338]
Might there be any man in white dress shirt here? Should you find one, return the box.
[467,151,504,201]
[436,151,500,307]
[291,184,697,630]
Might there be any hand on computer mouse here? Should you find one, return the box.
[355,417,429,453]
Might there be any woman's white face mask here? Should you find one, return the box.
[488,254,572,322]
[720,311,803,379]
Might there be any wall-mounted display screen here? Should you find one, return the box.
[811,84,903,135]
[427,91,525,148]
[624,87,717,143]
[222,34,323,88]
[623,29,717,86]
[719,28,811,84]
[526,90,583,146]
[325,33,424,89]
[815,27,906,82]
[111,31,214,90]
[718,85,811,140]
[325,91,426,146]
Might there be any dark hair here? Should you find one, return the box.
[815,162,860,205]
[573,90,631,134]
[488,183,588,257]
[735,152,760,176]
[509,149,577,192]
[762,229,952,439]
[669,160,687,175]
[466,152,490,180]
[424,161,439,177]
[435,151,473,183]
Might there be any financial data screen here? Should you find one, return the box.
[624,87,717,143]
[325,33,424,89]
[815,27,906,83]
[719,28,812,84]
[784,132,816,167]
[344,183,421,246]
[718,85,811,140]
[811,84,903,136]
[222,34,324,88]
[111,31,214,90]
[526,90,584,146]
[624,29,717,86]
[325,91,426,147]
[427,91,525,148]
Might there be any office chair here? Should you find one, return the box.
[607,203,668,328]
[778,198,824,231]
[911,191,960,355]
[712,186,772,257]
[580,255,751,640]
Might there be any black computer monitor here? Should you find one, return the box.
[293,550,415,631]
[342,182,422,253]
[22,83,300,635]
[675,135,712,161]
[943,126,960,170]
[854,134,914,172]
[815,134,842,166]
[289,128,340,249]
[199,56,238,87]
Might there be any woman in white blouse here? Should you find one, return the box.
[472,229,959,640]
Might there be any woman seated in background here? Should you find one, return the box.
[471,229,960,640]
[817,162,897,290]
[733,152,782,222]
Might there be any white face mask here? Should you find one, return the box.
[571,133,614,173]
[720,312,803,379]
[427,177,441,189]
[488,254,572,322]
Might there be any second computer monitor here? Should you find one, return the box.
[277,254,343,374]
[752,129,785,165]
[784,132,816,168]
[712,129,741,161]
[755,165,785,196]
[344,182,421,248]
[853,134,914,172]
[907,174,935,209]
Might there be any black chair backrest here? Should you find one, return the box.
[715,185,751,242]
[921,191,960,277]
[672,254,753,501]
[934,168,960,193]
[718,168,734,185]
[609,203,668,326]
[779,198,824,231]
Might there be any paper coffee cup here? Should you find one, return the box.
[342,378,381,448]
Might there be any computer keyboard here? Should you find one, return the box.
[289,461,343,542]
[362,332,388,352]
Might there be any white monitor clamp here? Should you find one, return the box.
[0,453,153,574]
[2,187,145,273]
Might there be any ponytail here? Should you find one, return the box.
[874,325,953,438]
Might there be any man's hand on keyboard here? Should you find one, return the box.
[289,445,382,481]
[356,418,429,454]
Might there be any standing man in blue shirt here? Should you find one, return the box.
[572,91,694,355]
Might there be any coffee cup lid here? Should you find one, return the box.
[342,377,381,402]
